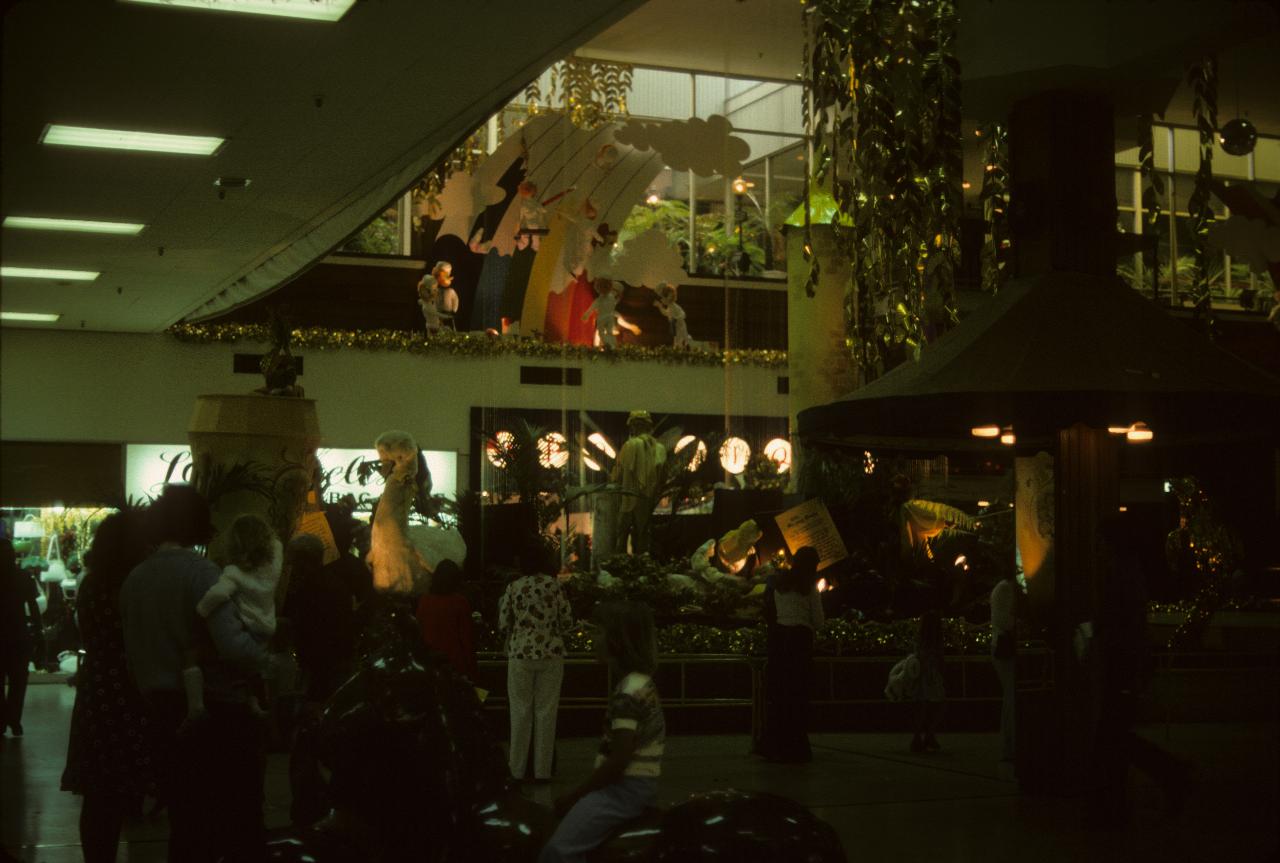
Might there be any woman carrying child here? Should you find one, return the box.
[183,513,282,721]
[541,601,665,863]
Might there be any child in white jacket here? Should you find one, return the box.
[184,514,282,719]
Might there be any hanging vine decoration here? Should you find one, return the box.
[412,128,487,230]
[804,0,962,384]
[801,3,817,297]
[1186,56,1218,313]
[1164,477,1241,649]
[978,123,1009,293]
[1137,113,1164,299]
[524,56,633,130]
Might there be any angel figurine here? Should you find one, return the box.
[582,278,622,347]
[654,283,690,349]
[417,261,457,333]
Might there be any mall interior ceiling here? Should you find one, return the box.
[1,0,1276,334]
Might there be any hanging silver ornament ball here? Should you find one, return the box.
[1218,118,1257,156]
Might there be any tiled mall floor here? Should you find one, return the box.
[3,681,1276,862]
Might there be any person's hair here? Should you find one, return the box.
[429,559,463,595]
[518,540,555,576]
[147,484,213,547]
[592,601,657,677]
[777,546,820,594]
[287,533,325,570]
[226,514,277,571]
[84,510,149,592]
[918,610,943,651]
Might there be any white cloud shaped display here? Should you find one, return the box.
[594,226,685,288]
[614,114,750,178]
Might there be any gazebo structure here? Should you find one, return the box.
[797,90,1280,792]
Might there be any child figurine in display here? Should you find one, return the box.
[582,278,622,347]
[654,283,690,349]
[417,273,442,333]
[435,262,459,323]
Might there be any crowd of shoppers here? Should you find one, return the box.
[6,479,1186,859]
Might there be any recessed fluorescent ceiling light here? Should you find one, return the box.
[4,216,146,235]
[1,266,100,281]
[1,311,62,322]
[121,0,357,22]
[41,125,224,156]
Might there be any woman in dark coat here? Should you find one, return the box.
[61,510,156,862]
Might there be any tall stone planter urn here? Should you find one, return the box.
[188,394,322,565]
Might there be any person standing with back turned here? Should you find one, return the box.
[500,548,573,783]
[119,485,269,863]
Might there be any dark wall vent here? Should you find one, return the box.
[520,366,582,386]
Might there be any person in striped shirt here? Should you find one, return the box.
[541,601,664,863]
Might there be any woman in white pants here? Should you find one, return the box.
[499,567,573,781]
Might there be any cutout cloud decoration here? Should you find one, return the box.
[614,114,750,178]
[593,226,686,288]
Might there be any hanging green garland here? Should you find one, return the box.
[1164,477,1242,649]
[803,0,962,383]
[978,123,1009,293]
[1186,56,1218,312]
[1137,113,1165,300]
[168,323,787,369]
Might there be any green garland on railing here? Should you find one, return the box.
[168,323,787,369]
[803,0,962,382]
[476,617,992,657]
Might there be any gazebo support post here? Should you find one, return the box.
[1008,91,1120,794]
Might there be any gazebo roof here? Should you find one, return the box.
[797,272,1280,447]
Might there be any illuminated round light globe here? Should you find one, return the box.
[763,438,792,473]
[674,434,708,471]
[719,437,751,475]
[538,432,569,469]
[486,430,514,469]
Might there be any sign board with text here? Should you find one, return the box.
[774,497,848,571]
[124,445,457,509]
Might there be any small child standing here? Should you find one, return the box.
[542,601,664,863]
[911,611,946,753]
[183,514,282,720]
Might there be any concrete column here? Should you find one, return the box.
[786,224,855,488]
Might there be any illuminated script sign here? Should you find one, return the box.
[125,445,457,508]
[774,498,848,571]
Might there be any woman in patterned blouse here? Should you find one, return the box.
[498,560,573,782]
[61,510,156,863]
